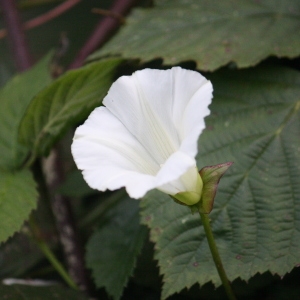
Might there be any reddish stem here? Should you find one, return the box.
[0,0,32,71]
[25,0,81,30]
[68,0,139,69]
[1,0,90,292]
[46,148,90,292]
[0,0,81,39]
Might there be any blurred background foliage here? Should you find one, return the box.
[0,0,300,299]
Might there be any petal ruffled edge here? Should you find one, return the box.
[72,67,212,199]
[179,79,213,157]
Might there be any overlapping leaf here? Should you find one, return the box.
[140,65,300,299]
[86,195,147,300]
[0,53,52,170]
[19,58,123,162]
[90,0,300,70]
[0,233,44,277]
[0,169,37,243]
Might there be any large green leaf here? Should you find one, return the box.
[140,65,300,299]
[0,53,52,170]
[0,284,88,300]
[19,58,123,162]
[58,170,95,199]
[90,0,300,70]
[86,195,147,300]
[0,169,37,243]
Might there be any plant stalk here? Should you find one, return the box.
[35,238,78,290]
[199,212,237,300]
[0,0,32,71]
[28,216,78,290]
[68,0,138,69]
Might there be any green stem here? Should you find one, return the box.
[199,212,237,300]
[29,218,78,290]
[36,239,79,290]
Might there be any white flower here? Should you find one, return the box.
[71,67,213,205]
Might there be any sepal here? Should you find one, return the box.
[197,162,233,214]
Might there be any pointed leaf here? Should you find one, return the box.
[90,0,300,70]
[140,65,300,299]
[0,169,37,243]
[0,53,52,170]
[86,195,147,300]
[19,58,123,161]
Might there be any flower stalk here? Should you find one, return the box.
[35,238,79,290]
[28,216,78,290]
[199,212,236,300]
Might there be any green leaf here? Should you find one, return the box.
[0,284,88,300]
[0,169,37,243]
[90,0,300,71]
[0,233,44,278]
[19,58,123,162]
[0,53,52,170]
[140,65,300,299]
[86,195,147,300]
[57,170,95,199]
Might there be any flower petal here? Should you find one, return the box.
[72,67,213,200]
[103,67,212,162]
[103,71,177,165]
[72,107,199,199]
[155,151,197,195]
[179,79,213,157]
[72,107,160,193]
[166,67,213,157]
[127,151,196,198]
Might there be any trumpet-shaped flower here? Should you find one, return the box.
[71,67,213,205]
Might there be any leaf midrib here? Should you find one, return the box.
[213,100,300,217]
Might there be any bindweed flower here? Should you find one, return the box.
[71,67,213,206]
